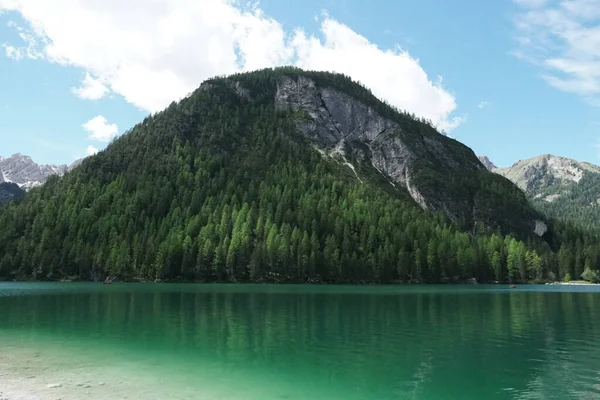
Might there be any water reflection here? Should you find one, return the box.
[1,284,599,400]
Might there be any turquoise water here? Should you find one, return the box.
[1,283,600,399]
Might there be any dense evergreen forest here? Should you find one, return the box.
[0,182,24,204]
[532,172,600,231]
[0,68,599,284]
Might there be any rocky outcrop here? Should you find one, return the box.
[275,75,512,227]
[275,75,397,147]
[478,156,497,171]
[534,220,548,237]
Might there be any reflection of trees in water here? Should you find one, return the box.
[2,287,600,399]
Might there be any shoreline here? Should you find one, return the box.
[1,279,599,286]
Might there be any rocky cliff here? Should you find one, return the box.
[478,156,497,171]
[271,72,541,235]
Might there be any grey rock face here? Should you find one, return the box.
[275,76,397,147]
[478,156,497,171]
[534,220,548,237]
[234,81,250,99]
[275,75,486,222]
[0,153,69,189]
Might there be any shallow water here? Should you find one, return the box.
[1,283,600,399]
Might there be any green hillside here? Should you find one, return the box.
[0,68,597,283]
[532,172,600,230]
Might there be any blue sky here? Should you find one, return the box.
[1,0,599,167]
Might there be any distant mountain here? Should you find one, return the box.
[478,156,497,171]
[0,182,25,204]
[495,154,600,193]
[0,154,83,189]
[68,158,85,170]
[482,154,600,229]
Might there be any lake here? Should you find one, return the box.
[1,283,599,399]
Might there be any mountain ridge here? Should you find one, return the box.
[495,154,600,191]
[479,154,600,229]
[0,153,84,189]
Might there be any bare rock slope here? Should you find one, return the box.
[272,73,541,236]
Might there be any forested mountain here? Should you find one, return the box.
[484,154,600,230]
[0,182,24,204]
[0,68,598,284]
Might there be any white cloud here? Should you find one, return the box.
[72,73,109,100]
[440,115,467,135]
[82,116,118,142]
[292,19,461,130]
[2,26,44,60]
[478,101,490,109]
[513,0,600,105]
[1,0,462,131]
[86,145,99,156]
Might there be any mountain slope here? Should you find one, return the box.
[0,154,82,189]
[272,73,544,235]
[0,68,593,283]
[489,154,600,229]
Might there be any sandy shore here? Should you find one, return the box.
[0,345,125,400]
[0,359,199,400]
[0,343,207,400]
[549,281,599,285]
[0,338,281,400]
